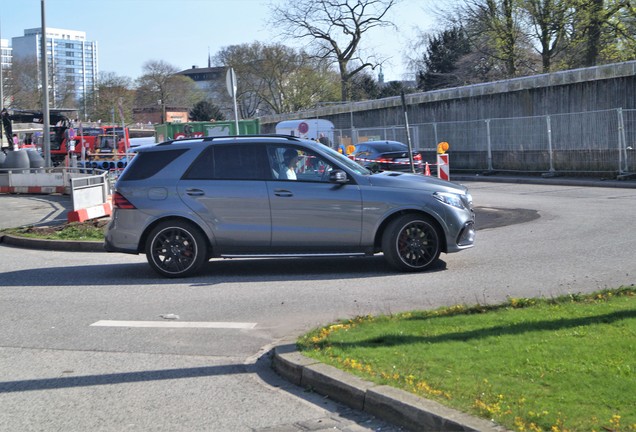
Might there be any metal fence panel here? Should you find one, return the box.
[621,110,636,173]
[550,110,619,173]
[331,108,632,175]
[488,116,550,172]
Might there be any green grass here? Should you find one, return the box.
[1,221,107,241]
[298,288,636,432]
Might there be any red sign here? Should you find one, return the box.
[298,122,309,134]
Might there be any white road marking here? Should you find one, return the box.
[90,320,257,329]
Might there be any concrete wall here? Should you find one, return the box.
[261,61,636,129]
[259,61,636,175]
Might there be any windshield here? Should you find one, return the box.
[321,145,371,175]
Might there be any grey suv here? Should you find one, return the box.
[104,135,475,278]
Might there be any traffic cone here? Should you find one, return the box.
[424,162,431,176]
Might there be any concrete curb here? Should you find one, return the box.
[0,233,104,252]
[452,174,636,188]
[272,344,507,432]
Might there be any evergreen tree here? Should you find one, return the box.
[350,72,381,101]
[417,27,472,91]
[189,100,225,121]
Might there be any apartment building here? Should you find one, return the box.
[0,39,10,108]
[12,27,98,107]
[0,39,11,70]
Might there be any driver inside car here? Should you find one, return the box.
[280,148,299,180]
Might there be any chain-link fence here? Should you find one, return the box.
[333,108,636,176]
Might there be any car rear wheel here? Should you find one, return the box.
[382,214,441,272]
[145,220,208,278]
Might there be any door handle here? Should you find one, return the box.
[185,188,204,196]
[274,189,293,197]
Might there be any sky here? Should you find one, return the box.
[0,0,437,82]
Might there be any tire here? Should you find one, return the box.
[382,214,441,272]
[145,220,208,278]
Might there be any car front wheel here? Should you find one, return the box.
[145,220,208,278]
[382,215,441,272]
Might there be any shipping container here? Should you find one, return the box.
[154,119,260,143]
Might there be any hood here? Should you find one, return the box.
[364,171,467,193]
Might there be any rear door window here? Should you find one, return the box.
[184,143,271,180]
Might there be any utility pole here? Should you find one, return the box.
[41,0,52,167]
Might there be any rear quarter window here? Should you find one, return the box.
[119,149,188,180]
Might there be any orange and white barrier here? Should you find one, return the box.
[0,185,66,194]
[67,200,112,223]
[437,153,450,181]
[67,172,111,223]
[436,142,450,181]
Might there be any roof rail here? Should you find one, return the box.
[156,134,304,146]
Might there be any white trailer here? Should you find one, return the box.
[275,119,335,145]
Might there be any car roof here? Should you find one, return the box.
[133,134,314,153]
[361,140,407,146]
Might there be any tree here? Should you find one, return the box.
[429,0,538,80]
[350,71,381,100]
[81,72,134,123]
[6,57,41,110]
[271,0,398,101]
[135,60,204,122]
[466,0,530,77]
[416,26,472,91]
[379,80,416,98]
[520,0,571,72]
[566,0,635,67]
[50,63,79,110]
[189,100,225,121]
[426,0,636,80]
[215,42,340,116]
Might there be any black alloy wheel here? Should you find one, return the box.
[145,220,208,278]
[382,214,441,271]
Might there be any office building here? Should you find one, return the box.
[12,27,98,108]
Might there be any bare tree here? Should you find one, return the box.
[82,72,134,123]
[216,42,340,116]
[50,62,80,109]
[520,0,572,72]
[270,0,397,101]
[6,57,41,109]
[135,60,204,122]
[466,0,530,77]
[428,0,538,79]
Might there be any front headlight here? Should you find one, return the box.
[433,191,467,209]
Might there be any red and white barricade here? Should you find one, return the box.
[437,154,450,181]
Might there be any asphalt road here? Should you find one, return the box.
[1,181,635,431]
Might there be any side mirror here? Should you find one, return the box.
[329,169,348,183]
